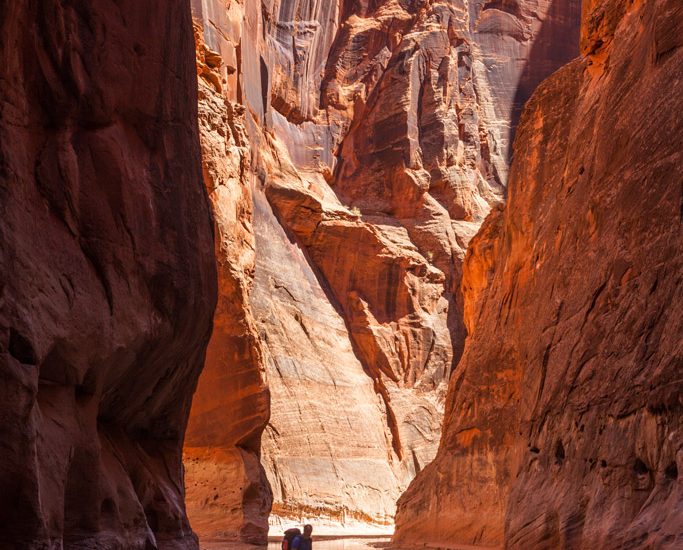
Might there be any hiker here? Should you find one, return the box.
[292,524,313,550]
[282,527,301,550]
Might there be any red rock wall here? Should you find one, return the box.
[394,0,683,547]
[0,2,216,549]
[186,0,581,541]
[184,25,272,545]
[262,0,580,532]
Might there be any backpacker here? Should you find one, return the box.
[282,527,301,550]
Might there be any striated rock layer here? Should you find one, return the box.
[184,24,271,546]
[187,0,580,541]
[0,2,216,549]
[395,0,683,548]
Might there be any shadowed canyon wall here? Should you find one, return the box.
[394,0,683,547]
[186,0,580,542]
[0,2,216,549]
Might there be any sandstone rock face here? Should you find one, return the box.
[184,25,271,545]
[395,0,683,548]
[253,187,408,528]
[0,2,216,549]
[187,0,580,540]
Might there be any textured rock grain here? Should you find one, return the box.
[0,2,216,549]
[184,26,271,545]
[188,0,580,539]
[394,0,683,548]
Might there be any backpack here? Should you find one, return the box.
[282,528,301,550]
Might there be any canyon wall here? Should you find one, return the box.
[0,2,216,549]
[186,0,580,542]
[184,24,272,545]
[394,0,683,548]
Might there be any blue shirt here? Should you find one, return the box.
[292,535,312,550]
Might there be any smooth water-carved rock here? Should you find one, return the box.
[0,2,216,548]
[395,0,683,548]
[188,0,580,539]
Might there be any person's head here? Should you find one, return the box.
[303,524,313,537]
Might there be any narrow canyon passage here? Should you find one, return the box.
[0,1,680,549]
[183,0,581,545]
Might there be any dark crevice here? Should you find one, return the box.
[665,462,678,480]
[100,498,116,517]
[8,328,37,365]
[634,458,649,475]
[259,56,269,118]
[554,440,565,465]
[75,367,97,403]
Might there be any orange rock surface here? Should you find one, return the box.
[2,0,675,548]
[184,25,271,545]
[394,0,683,548]
[0,2,216,548]
[187,0,580,542]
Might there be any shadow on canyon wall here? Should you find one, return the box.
[509,0,583,159]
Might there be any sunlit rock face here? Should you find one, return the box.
[0,2,216,549]
[395,0,683,548]
[183,25,272,546]
[188,0,579,541]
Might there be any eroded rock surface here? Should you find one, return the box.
[188,0,579,540]
[395,0,683,547]
[0,2,216,549]
[184,26,271,545]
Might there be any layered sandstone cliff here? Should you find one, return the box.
[0,2,216,549]
[184,25,272,545]
[187,0,580,541]
[395,0,683,548]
